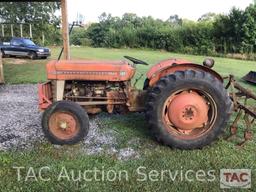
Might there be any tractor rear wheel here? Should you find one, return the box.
[143,78,149,90]
[146,70,232,149]
[42,101,89,145]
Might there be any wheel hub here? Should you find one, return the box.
[59,121,68,129]
[49,112,78,140]
[167,91,209,130]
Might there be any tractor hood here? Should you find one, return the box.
[46,60,136,81]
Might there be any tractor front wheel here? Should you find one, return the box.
[146,70,232,149]
[42,101,89,145]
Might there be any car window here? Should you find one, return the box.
[23,39,35,46]
[12,39,23,46]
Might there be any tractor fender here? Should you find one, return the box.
[147,59,223,87]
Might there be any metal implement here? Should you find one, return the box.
[225,75,256,146]
[242,71,256,84]
[58,21,83,60]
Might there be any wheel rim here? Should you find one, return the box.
[48,111,80,140]
[162,89,217,140]
[29,52,35,59]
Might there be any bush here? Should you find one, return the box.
[84,5,256,58]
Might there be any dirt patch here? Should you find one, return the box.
[12,59,28,65]
[3,58,29,65]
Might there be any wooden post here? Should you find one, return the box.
[20,24,23,37]
[0,52,4,84]
[61,0,70,59]
[42,32,45,45]
[1,25,4,37]
[29,24,33,38]
[11,24,14,37]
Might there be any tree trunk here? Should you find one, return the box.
[0,52,4,84]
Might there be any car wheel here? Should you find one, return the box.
[28,51,37,60]
[1,50,6,58]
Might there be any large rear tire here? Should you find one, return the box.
[146,70,232,149]
[42,101,89,145]
[143,78,149,90]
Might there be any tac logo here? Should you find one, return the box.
[220,169,251,189]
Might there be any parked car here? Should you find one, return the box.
[0,37,51,59]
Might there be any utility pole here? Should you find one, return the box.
[61,0,70,59]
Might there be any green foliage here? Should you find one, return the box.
[85,4,256,57]
[0,2,61,46]
[242,4,256,53]
[70,28,88,46]
[2,2,255,56]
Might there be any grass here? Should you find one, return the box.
[1,47,256,191]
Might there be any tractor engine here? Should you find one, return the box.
[63,81,128,114]
[66,81,110,98]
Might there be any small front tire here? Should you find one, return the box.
[42,101,89,145]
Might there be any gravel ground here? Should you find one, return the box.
[0,84,43,150]
[0,84,140,160]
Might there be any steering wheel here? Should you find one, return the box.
[124,56,149,65]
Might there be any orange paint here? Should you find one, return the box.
[147,60,223,87]
[147,58,191,79]
[47,60,135,81]
[38,81,53,110]
[167,91,209,130]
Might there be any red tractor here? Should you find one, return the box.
[39,56,232,149]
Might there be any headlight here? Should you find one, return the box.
[38,49,44,52]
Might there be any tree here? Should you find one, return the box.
[0,2,59,24]
[213,8,245,53]
[167,15,183,26]
[198,13,218,22]
[242,4,256,53]
[0,2,60,45]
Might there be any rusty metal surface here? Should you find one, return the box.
[106,91,127,113]
[225,75,256,146]
[148,63,223,87]
[46,60,136,81]
[38,81,53,110]
[161,88,218,140]
[49,111,79,140]
[167,91,209,130]
[127,89,146,112]
[83,107,102,114]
